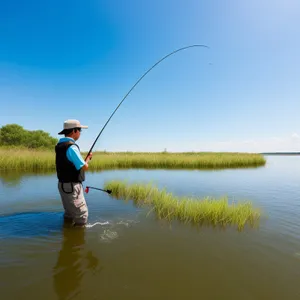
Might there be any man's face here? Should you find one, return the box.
[73,128,81,140]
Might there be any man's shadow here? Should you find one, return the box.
[53,223,102,300]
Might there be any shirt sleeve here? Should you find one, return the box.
[66,145,86,170]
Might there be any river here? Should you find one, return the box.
[0,155,299,299]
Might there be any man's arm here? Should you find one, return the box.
[66,146,92,171]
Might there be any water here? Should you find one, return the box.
[0,155,300,299]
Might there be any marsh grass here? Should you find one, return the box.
[103,180,262,230]
[83,151,266,170]
[0,148,55,171]
[0,148,266,171]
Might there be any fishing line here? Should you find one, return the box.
[85,44,209,160]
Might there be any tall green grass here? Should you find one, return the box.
[0,148,55,171]
[103,180,262,230]
[84,151,266,170]
[0,148,266,171]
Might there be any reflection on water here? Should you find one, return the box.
[0,170,55,187]
[53,224,101,300]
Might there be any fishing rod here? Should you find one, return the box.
[84,44,209,161]
[85,186,112,194]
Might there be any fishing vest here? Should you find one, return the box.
[55,141,85,183]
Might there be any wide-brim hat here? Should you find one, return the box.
[58,119,88,135]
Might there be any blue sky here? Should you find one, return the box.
[0,0,299,152]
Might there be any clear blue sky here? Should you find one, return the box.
[1,0,299,152]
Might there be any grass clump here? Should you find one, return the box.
[0,148,266,171]
[103,180,262,231]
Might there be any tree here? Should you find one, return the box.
[25,130,57,149]
[0,124,27,146]
[0,124,58,149]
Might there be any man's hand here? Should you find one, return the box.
[82,152,93,171]
[85,152,93,162]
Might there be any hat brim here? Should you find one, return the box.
[58,129,67,135]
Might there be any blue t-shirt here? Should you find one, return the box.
[57,137,86,170]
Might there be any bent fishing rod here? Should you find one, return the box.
[84,44,209,194]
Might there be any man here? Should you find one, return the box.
[55,119,92,226]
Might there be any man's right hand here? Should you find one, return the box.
[82,153,93,171]
[86,152,93,162]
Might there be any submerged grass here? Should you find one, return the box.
[103,180,262,230]
[0,148,266,171]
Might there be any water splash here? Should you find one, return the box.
[85,217,140,243]
[99,229,119,242]
[116,219,140,227]
[86,221,110,228]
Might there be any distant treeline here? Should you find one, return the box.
[0,124,58,149]
[261,152,300,155]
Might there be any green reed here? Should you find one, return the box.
[103,180,262,230]
[0,148,55,171]
[0,148,266,171]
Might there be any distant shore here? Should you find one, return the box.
[261,152,300,155]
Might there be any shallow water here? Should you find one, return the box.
[0,155,300,299]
